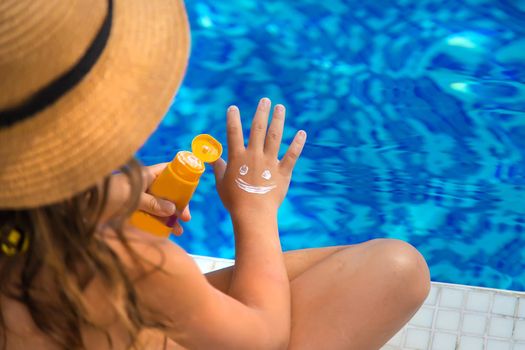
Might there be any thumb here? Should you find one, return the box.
[212,158,227,183]
[140,162,169,192]
[138,193,176,217]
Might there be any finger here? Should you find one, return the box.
[141,162,168,191]
[247,97,271,152]
[169,219,184,236]
[138,193,176,217]
[264,104,286,157]
[212,158,227,183]
[177,205,191,222]
[280,130,307,174]
[226,106,244,158]
[147,162,169,176]
[172,223,184,236]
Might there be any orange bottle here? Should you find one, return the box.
[129,134,222,237]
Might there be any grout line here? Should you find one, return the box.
[455,285,468,349]
[512,296,520,348]
[398,324,407,349]
[427,285,441,349]
[485,291,496,349]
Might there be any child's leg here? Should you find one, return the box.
[205,239,430,350]
[205,245,348,291]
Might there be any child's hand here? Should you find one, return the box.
[103,163,191,234]
[212,98,306,216]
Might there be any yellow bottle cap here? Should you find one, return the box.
[191,134,223,163]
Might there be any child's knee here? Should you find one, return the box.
[367,239,431,304]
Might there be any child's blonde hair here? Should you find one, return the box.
[0,158,155,349]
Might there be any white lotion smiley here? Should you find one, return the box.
[261,169,271,180]
[239,164,249,175]
[235,178,276,194]
[236,165,276,194]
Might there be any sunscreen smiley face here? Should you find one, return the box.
[236,165,276,194]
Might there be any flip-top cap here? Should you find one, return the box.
[191,134,223,163]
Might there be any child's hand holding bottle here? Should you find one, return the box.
[102,164,191,235]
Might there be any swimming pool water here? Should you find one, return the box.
[137,0,525,291]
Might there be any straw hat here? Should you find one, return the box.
[0,0,190,209]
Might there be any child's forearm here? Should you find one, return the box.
[227,209,291,348]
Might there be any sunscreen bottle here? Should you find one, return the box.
[129,134,222,237]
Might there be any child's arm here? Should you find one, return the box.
[210,99,306,348]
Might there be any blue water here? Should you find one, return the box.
[137,0,525,291]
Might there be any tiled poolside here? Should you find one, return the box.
[191,255,525,350]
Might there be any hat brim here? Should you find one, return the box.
[0,0,190,208]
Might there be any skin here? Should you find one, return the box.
[2,98,430,349]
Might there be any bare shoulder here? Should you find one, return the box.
[98,224,211,325]
[98,224,273,349]
[99,224,192,267]
[98,224,208,296]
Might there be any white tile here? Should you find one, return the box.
[386,329,405,346]
[518,298,525,318]
[432,332,457,350]
[462,313,487,335]
[489,317,514,338]
[466,291,492,313]
[492,295,517,316]
[440,288,465,309]
[486,338,511,350]
[458,336,484,350]
[193,258,215,273]
[514,320,525,341]
[425,286,439,306]
[409,307,435,328]
[405,328,430,350]
[514,343,525,350]
[436,310,461,331]
[213,260,235,270]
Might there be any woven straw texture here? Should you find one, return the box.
[0,0,190,208]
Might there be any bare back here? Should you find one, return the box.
[1,226,191,350]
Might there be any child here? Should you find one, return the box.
[0,0,430,349]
